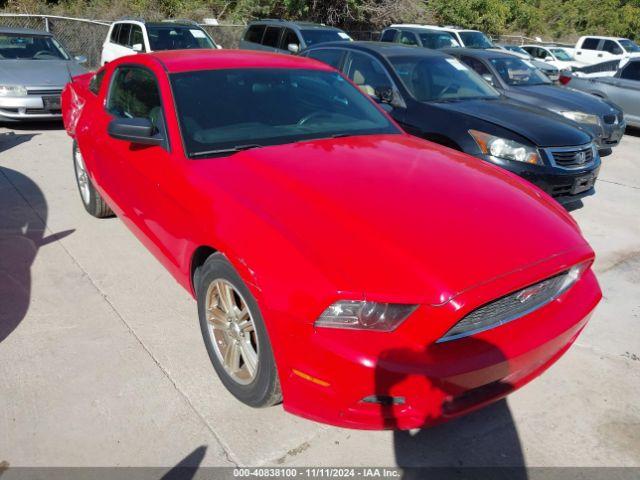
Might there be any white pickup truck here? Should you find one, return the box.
[573,36,640,66]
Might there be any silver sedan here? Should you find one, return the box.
[0,27,87,122]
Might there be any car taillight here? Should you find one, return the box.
[559,74,572,85]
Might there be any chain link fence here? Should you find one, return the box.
[0,14,111,68]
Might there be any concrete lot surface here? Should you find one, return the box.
[0,125,639,469]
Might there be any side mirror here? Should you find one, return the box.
[74,55,87,64]
[287,43,300,54]
[482,73,494,86]
[132,43,144,53]
[108,117,163,146]
[544,56,553,62]
[216,44,223,50]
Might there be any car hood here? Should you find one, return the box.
[202,134,588,305]
[0,60,85,87]
[509,84,620,116]
[432,98,590,146]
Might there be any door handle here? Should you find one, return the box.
[598,53,603,57]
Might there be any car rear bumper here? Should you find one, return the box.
[278,268,601,430]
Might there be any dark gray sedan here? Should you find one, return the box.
[0,27,87,122]
[564,59,640,128]
[445,48,626,155]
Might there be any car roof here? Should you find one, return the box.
[247,19,341,30]
[390,24,478,33]
[306,41,447,58]
[0,26,52,36]
[443,47,512,59]
[149,49,335,73]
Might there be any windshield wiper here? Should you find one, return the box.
[189,144,263,158]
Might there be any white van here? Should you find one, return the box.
[101,19,219,65]
[574,36,640,66]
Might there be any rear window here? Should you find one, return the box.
[117,23,131,46]
[89,69,105,94]
[305,49,344,69]
[110,24,121,43]
[245,25,265,43]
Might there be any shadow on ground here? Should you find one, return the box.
[0,167,73,343]
[0,132,38,155]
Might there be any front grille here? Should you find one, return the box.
[439,271,571,342]
[27,89,62,96]
[550,145,594,169]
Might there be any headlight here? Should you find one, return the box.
[0,85,28,97]
[469,130,542,165]
[315,300,417,331]
[552,110,600,126]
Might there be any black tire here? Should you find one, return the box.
[196,253,282,407]
[73,141,113,218]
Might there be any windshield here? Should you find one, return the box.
[550,48,574,61]
[490,57,551,86]
[619,39,640,53]
[390,56,499,102]
[300,29,351,47]
[458,31,494,49]
[147,26,215,51]
[0,33,69,60]
[171,68,399,157]
[419,32,460,49]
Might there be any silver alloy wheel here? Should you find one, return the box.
[74,147,91,205]
[205,279,259,385]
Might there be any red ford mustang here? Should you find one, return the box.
[62,50,601,429]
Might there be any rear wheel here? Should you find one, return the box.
[73,142,113,218]
[196,253,281,407]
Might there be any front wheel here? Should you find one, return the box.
[73,142,113,218]
[196,253,282,407]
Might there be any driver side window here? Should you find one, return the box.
[108,66,162,123]
[345,52,393,97]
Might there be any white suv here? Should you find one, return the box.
[389,24,495,49]
[101,19,219,65]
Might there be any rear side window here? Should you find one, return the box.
[399,31,418,46]
[117,23,132,46]
[245,25,265,44]
[581,38,599,50]
[89,69,105,95]
[110,24,121,43]
[262,27,282,47]
[107,67,162,121]
[380,29,398,42]
[305,49,344,69]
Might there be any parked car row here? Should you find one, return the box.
[61,48,603,430]
[2,19,635,207]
